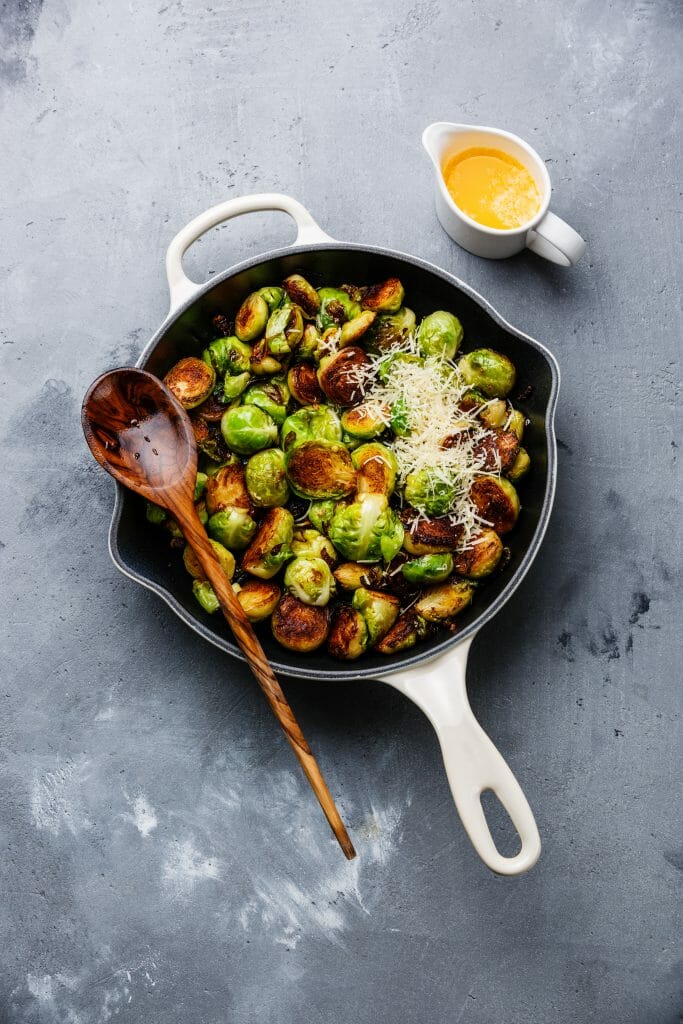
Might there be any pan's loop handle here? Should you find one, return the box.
[165,193,335,312]
[383,638,541,876]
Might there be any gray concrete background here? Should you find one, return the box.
[1,0,681,1021]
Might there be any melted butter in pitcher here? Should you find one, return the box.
[442,147,541,230]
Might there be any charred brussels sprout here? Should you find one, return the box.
[402,513,463,554]
[318,346,371,406]
[317,287,362,329]
[241,507,294,579]
[507,408,526,440]
[478,398,508,429]
[233,580,281,622]
[341,402,388,440]
[452,529,503,578]
[458,348,516,398]
[416,311,463,361]
[404,469,456,516]
[287,363,325,405]
[472,429,520,473]
[327,606,368,660]
[235,292,269,342]
[283,274,320,317]
[327,497,403,563]
[361,278,405,314]
[183,539,235,581]
[298,323,322,360]
[265,303,304,355]
[245,448,289,507]
[333,562,383,591]
[285,441,357,500]
[284,556,335,606]
[256,285,285,311]
[291,527,337,565]
[205,464,252,515]
[191,416,229,463]
[508,447,531,482]
[207,507,257,550]
[351,587,399,644]
[469,476,520,534]
[164,357,215,409]
[271,594,330,652]
[415,580,475,622]
[242,376,289,425]
[203,336,251,377]
[375,610,428,655]
[221,405,278,455]
[352,442,398,498]
[401,553,454,585]
[366,307,416,352]
[281,405,342,450]
[192,579,220,614]
[250,339,283,376]
[340,310,377,346]
[308,499,337,533]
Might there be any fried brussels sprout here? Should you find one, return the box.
[291,527,337,565]
[472,429,520,473]
[416,311,464,361]
[308,499,337,533]
[233,580,281,622]
[192,579,220,614]
[191,416,230,463]
[339,310,377,346]
[327,497,403,563]
[452,529,503,578]
[327,605,368,660]
[401,553,454,585]
[183,539,235,581]
[478,398,508,429]
[256,285,286,311]
[317,287,362,329]
[287,363,325,405]
[245,448,289,507]
[250,338,283,376]
[203,336,252,377]
[402,513,463,554]
[222,371,251,400]
[205,464,252,515]
[298,322,323,360]
[375,610,428,654]
[164,357,215,409]
[193,472,208,501]
[458,348,516,398]
[207,507,257,550]
[281,405,342,450]
[285,441,357,500]
[507,409,526,440]
[318,346,371,406]
[146,502,167,525]
[404,469,456,516]
[242,376,290,425]
[352,442,398,498]
[367,307,416,352]
[341,402,388,440]
[351,587,399,643]
[508,447,531,482]
[271,594,330,652]
[361,278,405,314]
[235,292,269,342]
[377,351,422,384]
[283,274,320,317]
[284,556,335,606]
[221,405,278,455]
[265,303,304,355]
[333,562,383,591]
[204,454,239,477]
[415,580,475,622]
[469,476,520,534]
[241,507,294,579]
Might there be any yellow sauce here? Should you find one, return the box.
[442,147,541,230]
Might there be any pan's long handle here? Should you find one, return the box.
[382,637,541,875]
[165,193,335,312]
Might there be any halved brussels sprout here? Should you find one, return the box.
[233,580,281,622]
[192,579,220,614]
[507,409,526,440]
[469,476,520,534]
[281,405,342,450]
[235,292,269,342]
[283,274,321,317]
[478,398,508,429]
[339,311,376,346]
[366,307,416,352]
[284,556,335,606]
[265,303,304,354]
[404,469,456,516]
[257,285,286,311]
[415,580,475,622]
[401,553,454,585]
[341,402,388,440]
[287,363,325,405]
[242,376,289,425]
[308,499,337,533]
[351,587,399,643]
[317,287,362,329]
[145,502,167,525]
[376,351,422,384]
[317,346,371,406]
[191,416,230,463]
[245,448,289,507]
[241,507,294,579]
[333,562,383,591]
[291,527,337,565]
[298,323,322,360]
[374,610,428,654]
[361,278,405,314]
[207,507,257,550]
[458,349,516,398]
[472,429,520,473]
[164,357,215,409]
[459,386,488,411]
[221,405,278,455]
[204,454,239,477]
[402,513,463,554]
[507,447,531,482]
[352,442,398,498]
[285,441,357,500]
[452,529,503,578]
[203,336,252,377]
[250,339,283,376]
[205,463,252,515]
[271,594,330,652]
[183,539,235,581]
[222,371,250,400]
[327,497,403,562]
[416,311,463,360]
[327,605,368,660]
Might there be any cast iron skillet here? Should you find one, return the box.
[109,195,559,875]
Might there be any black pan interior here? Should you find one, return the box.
[111,245,558,680]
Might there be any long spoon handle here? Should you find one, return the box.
[173,500,356,860]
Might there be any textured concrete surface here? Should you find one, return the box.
[1,0,681,1021]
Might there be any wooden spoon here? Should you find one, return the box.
[82,367,356,860]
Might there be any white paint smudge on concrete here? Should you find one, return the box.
[162,838,221,897]
[131,794,158,836]
[30,758,91,836]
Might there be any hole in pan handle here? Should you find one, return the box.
[380,635,541,875]
[165,193,335,312]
